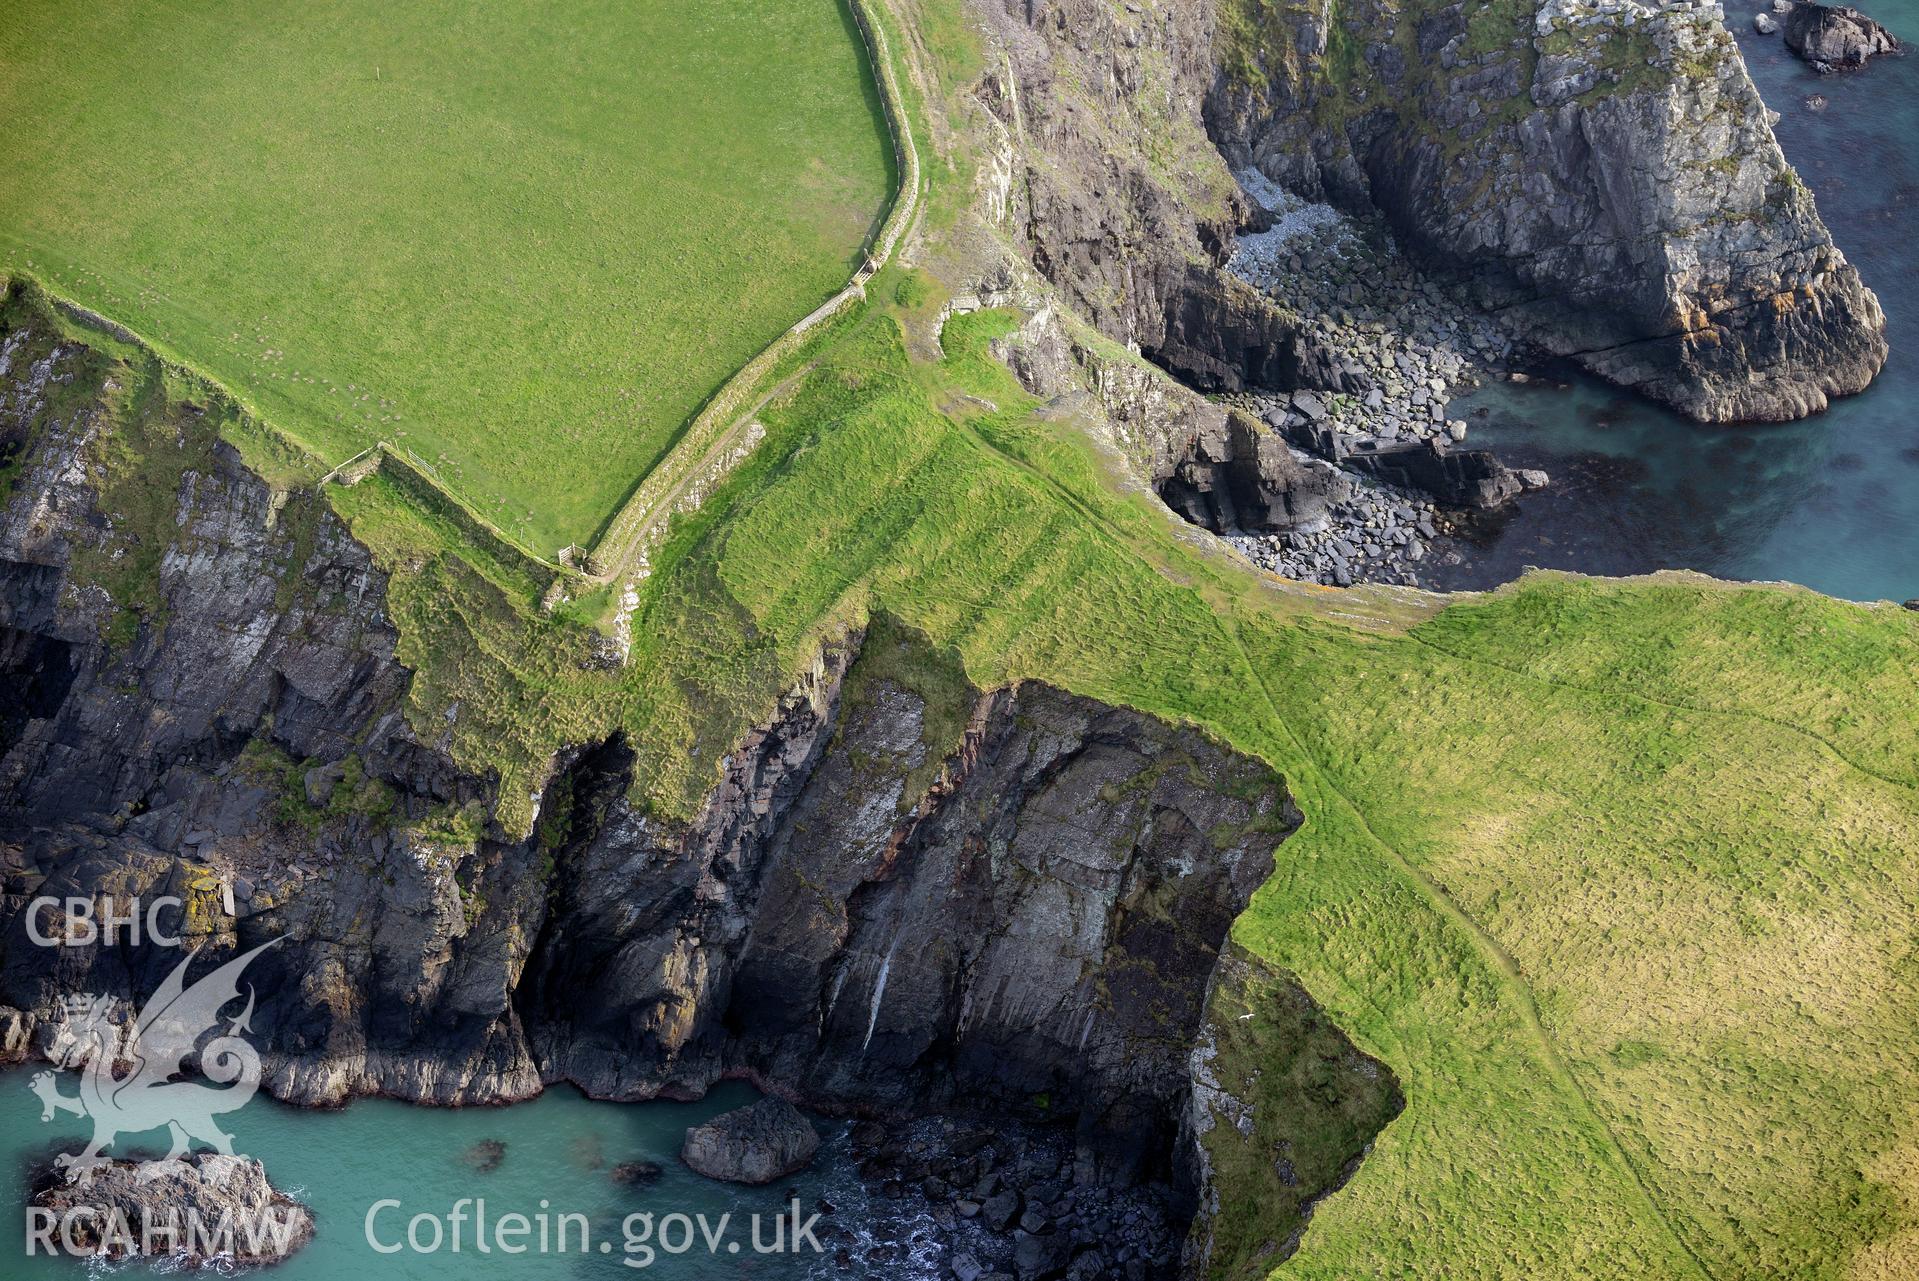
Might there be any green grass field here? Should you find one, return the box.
[17,247,1919,1278]
[60,270,1865,1278]
[0,0,894,552]
[8,0,1919,1272]
[352,300,1919,1279]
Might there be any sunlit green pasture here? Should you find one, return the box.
[17,252,1919,1276]
[338,296,1919,1279]
[0,0,894,551]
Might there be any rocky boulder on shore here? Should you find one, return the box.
[1342,439,1536,511]
[1156,408,1352,534]
[27,1154,314,1266]
[681,1098,821,1185]
[1784,2,1901,70]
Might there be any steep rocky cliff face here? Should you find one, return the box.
[523,619,1296,1188]
[970,0,1361,397]
[0,290,525,1103]
[1181,945,1403,1277]
[964,0,1885,423]
[1205,0,1886,420]
[0,292,1396,1266]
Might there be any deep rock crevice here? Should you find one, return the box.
[0,307,1400,1275]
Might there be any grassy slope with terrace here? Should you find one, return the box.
[25,274,1917,1279]
[618,305,1919,1281]
[0,0,894,553]
[5,0,1918,1277]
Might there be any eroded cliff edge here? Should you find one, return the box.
[968,0,1886,423]
[0,292,1400,1274]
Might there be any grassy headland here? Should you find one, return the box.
[623,304,1919,1281]
[11,239,1918,1279]
[4,0,1916,1274]
[0,0,895,553]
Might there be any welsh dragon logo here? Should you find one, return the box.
[29,938,281,1183]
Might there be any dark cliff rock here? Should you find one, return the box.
[969,0,1350,396]
[970,0,1231,347]
[1159,408,1354,533]
[0,290,530,1105]
[960,0,1885,424]
[1153,264,1364,395]
[1784,2,1901,70]
[1203,0,1887,422]
[1340,438,1528,510]
[524,618,1297,1189]
[987,301,1351,534]
[0,298,1395,1268]
[0,301,429,828]
[1269,396,1534,511]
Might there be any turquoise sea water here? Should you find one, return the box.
[0,1068,928,1278]
[1430,2,1919,601]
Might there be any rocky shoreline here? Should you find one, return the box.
[1207,0,1888,422]
[1229,172,1524,454]
[1223,486,1455,589]
[819,1116,1182,1281]
[1204,175,1550,589]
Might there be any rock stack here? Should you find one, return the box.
[681,1097,822,1185]
[1784,3,1901,69]
[26,1155,314,1266]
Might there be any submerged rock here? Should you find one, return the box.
[461,1138,506,1172]
[681,1098,821,1185]
[1785,3,1901,70]
[26,1154,314,1266]
[609,1160,664,1186]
